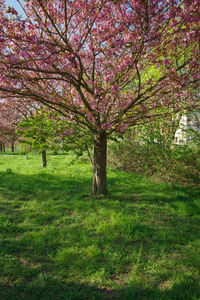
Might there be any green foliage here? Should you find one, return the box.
[108,113,200,185]
[0,154,200,299]
[17,111,55,153]
[108,138,200,185]
[17,110,94,162]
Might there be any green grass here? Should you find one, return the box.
[0,154,200,300]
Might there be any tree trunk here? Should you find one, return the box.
[0,143,2,152]
[11,141,14,153]
[41,150,47,167]
[3,143,5,152]
[92,131,107,195]
[61,141,63,155]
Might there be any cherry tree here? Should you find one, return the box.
[0,100,20,152]
[0,98,41,152]
[0,0,199,194]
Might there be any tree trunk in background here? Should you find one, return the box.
[41,150,47,167]
[3,144,5,152]
[92,131,107,195]
[0,143,2,152]
[11,141,14,153]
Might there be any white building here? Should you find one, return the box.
[175,112,200,144]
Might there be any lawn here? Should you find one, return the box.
[0,154,200,300]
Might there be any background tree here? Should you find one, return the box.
[0,98,41,152]
[0,0,199,194]
[17,109,94,167]
[0,100,21,152]
[17,111,54,167]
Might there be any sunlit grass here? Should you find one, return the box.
[0,154,200,299]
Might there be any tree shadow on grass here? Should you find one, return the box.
[0,280,117,300]
[0,169,199,205]
[0,169,92,208]
[120,277,200,300]
[1,277,200,300]
[0,170,200,300]
[108,171,200,206]
[0,170,200,249]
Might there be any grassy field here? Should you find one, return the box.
[0,154,200,300]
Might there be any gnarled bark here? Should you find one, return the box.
[92,131,107,195]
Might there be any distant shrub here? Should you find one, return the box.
[19,151,27,155]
